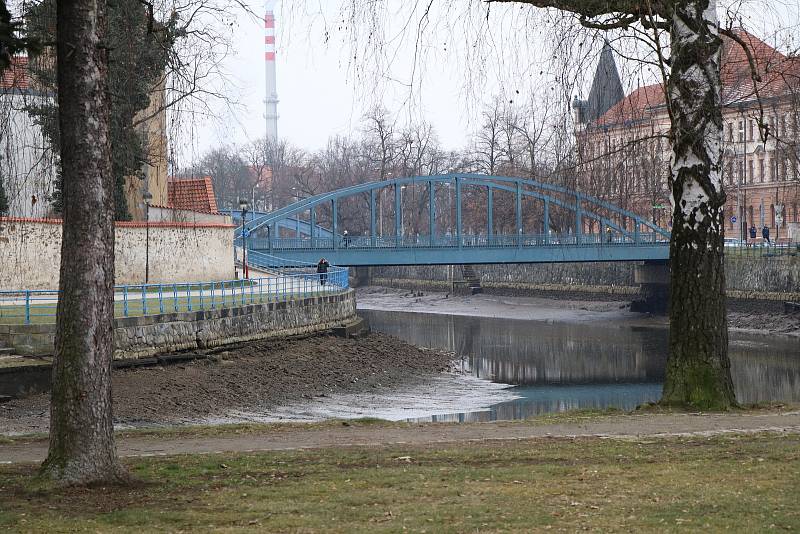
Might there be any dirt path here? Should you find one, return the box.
[2,410,798,465]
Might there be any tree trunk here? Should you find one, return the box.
[661,1,736,409]
[41,0,127,484]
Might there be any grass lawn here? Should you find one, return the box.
[0,432,797,532]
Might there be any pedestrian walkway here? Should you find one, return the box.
[2,410,798,464]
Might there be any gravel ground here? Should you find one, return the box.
[0,333,454,434]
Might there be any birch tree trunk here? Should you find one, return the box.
[41,0,127,484]
[487,0,736,408]
[661,1,736,409]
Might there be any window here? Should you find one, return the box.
[781,115,787,137]
[748,160,754,183]
[771,204,775,227]
[759,159,765,183]
[738,159,744,181]
[738,120,745,142]
[749,120,755,141]
[771,156,777,181]
[727,122,734,142]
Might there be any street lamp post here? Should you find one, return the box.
[239,198,249,279]
[143,190,153,284]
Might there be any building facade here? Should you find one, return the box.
[0,57,58,218]
[574,30,800,241]
[0,56,169,221]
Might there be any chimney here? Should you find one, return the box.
[264,0,279,142]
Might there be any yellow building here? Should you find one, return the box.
[124,79,169,221]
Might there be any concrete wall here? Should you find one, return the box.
[0,218,235,290]
[0,290,357,359]
[372,263,636,287]
[149,206,231,225]
[369,257,800,299]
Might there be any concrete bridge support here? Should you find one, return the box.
[351,266,372,288]
[631,260,670,314]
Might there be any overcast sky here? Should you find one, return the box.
[198,1,503,155]
[190,0,799,159]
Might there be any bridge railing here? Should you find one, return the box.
[252,232,670,252]
[0,268,350,325]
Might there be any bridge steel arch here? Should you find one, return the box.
[225,211,334,239]
[238,174,670,266]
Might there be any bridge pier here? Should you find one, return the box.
[351,266,372,288]
[631,260,670,314]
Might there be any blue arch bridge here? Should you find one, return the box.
[231,174,670,267]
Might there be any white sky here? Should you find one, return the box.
[190,0,800,158]
[199,1,497,155]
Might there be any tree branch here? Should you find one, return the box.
[485,0,668,19]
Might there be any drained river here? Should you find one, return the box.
[358,309,800,422]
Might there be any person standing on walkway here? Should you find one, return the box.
[762,225,771,245]
[316,257,329,285]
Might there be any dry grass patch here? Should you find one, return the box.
[1,432,798,532]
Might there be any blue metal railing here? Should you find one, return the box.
[0,266,349,325]
[250,231,670,252]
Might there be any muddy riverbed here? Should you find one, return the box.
[356,286,800,337]
[0,334,456,435]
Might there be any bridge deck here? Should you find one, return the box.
[251,235,669,266]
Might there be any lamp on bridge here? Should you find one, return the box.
[239,198,249,279]
[143,190,153,284]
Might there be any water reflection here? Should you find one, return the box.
[361,310,800,417]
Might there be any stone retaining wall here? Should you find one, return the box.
[0,290,357,359]
[368,257,800,299]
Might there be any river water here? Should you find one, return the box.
[360,309,800,422]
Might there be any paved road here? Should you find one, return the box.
[2,411,799,465]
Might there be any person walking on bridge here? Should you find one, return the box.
[317,257,330,286]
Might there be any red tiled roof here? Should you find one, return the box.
[0,56,30,91]
[594,83,666,127]
[720,29,800,104]
[592,29,800,129]
[167,176,219,214]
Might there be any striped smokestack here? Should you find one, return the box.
[264,0,278,141]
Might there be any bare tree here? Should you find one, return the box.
[472,97,505,175]
[241,137,304,212]
[361,105,395,181]
[189,144,250,209]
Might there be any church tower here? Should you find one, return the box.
[573,40,625,128]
